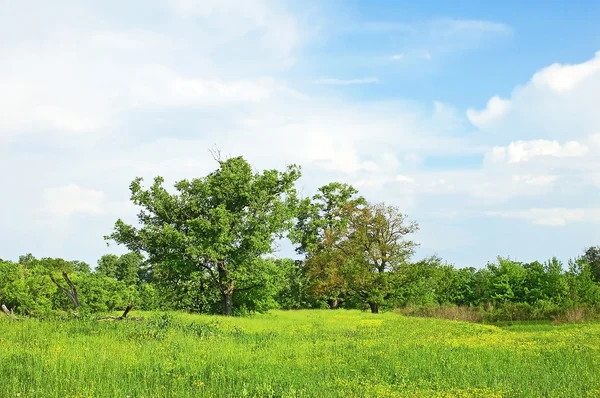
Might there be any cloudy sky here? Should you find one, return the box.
[2,0,600,268]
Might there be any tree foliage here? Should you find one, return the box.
[106,156,301,315]
[3,154,600,321]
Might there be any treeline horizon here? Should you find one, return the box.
[2,154,600,320]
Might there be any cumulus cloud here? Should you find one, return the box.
[461,51,600,234]
[467,51,600,142]
[467,96,511,128]
[531,51,600,93]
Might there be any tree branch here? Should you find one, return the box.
[236,282,264,292]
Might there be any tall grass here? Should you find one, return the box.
[0,310,599,397]
[399,303,600,324]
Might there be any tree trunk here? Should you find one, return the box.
[368,302,379,314]
[221,292,233,316]
[328,298,343,309]
[217,264,233,316]
[120,304,133,319]
[1,304,12,317]
[49,272,80,312]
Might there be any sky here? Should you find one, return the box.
[1,0,600,268]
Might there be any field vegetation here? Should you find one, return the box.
[1,310,600,398]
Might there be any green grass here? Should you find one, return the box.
[1,310,599,397]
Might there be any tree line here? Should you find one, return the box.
[2,155,600,319]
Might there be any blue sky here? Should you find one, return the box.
[1,0,600,268]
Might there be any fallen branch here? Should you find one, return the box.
[97,305,142,322]
[97,316,144,322]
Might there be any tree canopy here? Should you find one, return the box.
[106,155,301,315]
[2,153,600,322]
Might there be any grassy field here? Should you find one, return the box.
[1,310,599,397]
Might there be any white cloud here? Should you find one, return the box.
[432,19,512,36]
[511,175,557,186]
[396,175,415,183]
[391,54,404,61]
[487,139,588,164]
[467,52,600,141]
[130,65,277,107]
[467,96,511,128]
[354,174,414,189]
[532,51,600,93]
[167,0,302,59]
[0,0,307,140]
[487,208,600,226]
[313,77,379,85]
[45,185,106,218]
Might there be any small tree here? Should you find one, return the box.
[41,258,80,314]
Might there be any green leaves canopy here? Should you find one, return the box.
[106,156,301,315]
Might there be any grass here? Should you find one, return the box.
[1,310,599,397]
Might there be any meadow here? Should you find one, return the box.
[1,310,599,398]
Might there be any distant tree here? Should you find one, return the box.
[583,246,600,282]
[0,260,25,314]
[71,260,91,274]
[566,256,600,306]
[542,257,569,305]
[291,182,365,308]
[274,258,311,309]
[96,254,119,278]
[18,253,36,267]
[340,203,419,313]
[106,155,301,315]
[116,252,144,285]
[1,256,56,316]
[486,257,526,303]
[304,248,349,309]
[291,182,365,255]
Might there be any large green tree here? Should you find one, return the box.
[106,156,300,315]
